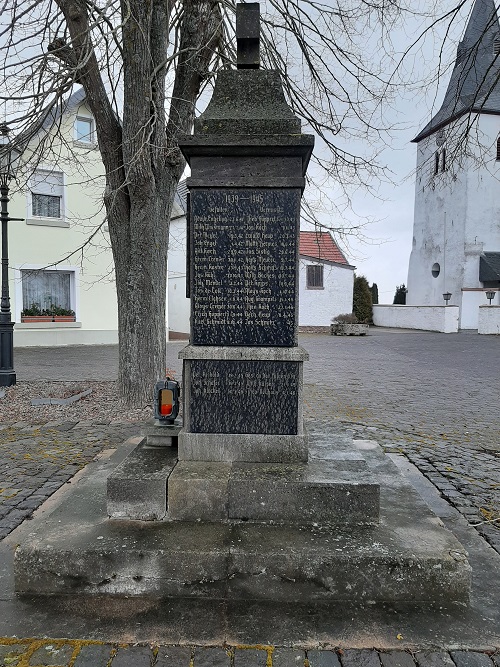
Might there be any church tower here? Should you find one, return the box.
[406,0,500,328]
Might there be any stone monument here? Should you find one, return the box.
[14,4,471,606]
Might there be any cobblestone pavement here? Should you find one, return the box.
[0,421,139,540]
[0,641,498,667]
[301,330,500,553]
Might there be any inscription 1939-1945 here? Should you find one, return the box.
[190,188,300,347]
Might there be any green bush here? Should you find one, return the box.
[332,313,358,324]
[393,284,407,305]
[353,275,373,323]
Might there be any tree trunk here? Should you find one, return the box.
[108,174,177,407]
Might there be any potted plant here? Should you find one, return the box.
[21,302,76,323]
[330,313,369,336]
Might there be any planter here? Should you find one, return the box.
[330,322,369,336]
[21,315,76,323]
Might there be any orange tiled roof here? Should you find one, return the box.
[299,231,348,264]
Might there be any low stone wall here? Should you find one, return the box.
[372,305,459,333]
[478,305,500,335]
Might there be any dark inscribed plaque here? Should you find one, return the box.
[189,360,299,434]
[190,188,300,346]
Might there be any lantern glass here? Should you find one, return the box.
[0,124,20,181]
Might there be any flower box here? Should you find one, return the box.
[21,315,76,323]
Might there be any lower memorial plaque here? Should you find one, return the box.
[190,188,300,347]
[188,360,299,434]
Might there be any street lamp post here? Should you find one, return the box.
[485,291,496,306]
[443,292,452,306]
[0,123,22,387]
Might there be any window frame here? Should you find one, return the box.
[14,264,79,323]
[27,167,67,227]
[306,263,324,290]
[74,115,95,144]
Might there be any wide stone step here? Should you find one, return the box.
[14,518,470,604]
[167,460,379,525]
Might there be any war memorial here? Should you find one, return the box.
[13,3,470,620]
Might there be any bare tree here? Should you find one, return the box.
[0,0,494,405]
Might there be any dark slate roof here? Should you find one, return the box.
[299,231,349,265]
[413,0,500,143]
[480,252,500,281]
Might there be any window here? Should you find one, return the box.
[441,148,446,172]
[497,136,500,161]
[30,170,64,219]
[434,152,440,175]
[75,116,94,143]
[21,269,73,314]
[306,264,324,289]
[432,263,441,278]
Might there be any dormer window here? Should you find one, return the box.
[75,116,94,143]
[494,37,500,56]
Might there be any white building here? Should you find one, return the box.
[7,88,187,346]
[298,231,355,330]
[406,0,500,329]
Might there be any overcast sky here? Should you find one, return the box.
[300,0,479,304]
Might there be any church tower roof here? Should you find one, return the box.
[413,0,500,142]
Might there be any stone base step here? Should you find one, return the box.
[14,436,470,604]
[106,441,177,520]
[14,517,470,604]
[168,460,379,525]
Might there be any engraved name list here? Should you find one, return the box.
[190,188,300,346]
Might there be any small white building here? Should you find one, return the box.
[298,231,355,330]
[406,0,500,329]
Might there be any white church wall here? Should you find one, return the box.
[478,305,500,334]
[298,259,353,327]
[372,305,459,333]
[407,120,469,311]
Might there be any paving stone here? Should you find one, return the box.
[272,649,306,667]
[73,644,114,666]
[415,652,455,667]
[155,645,193,667]
[111,645,154,666]
[450,653,494,667]
[234,648,269,667]
[29,643,75,665]
[193,647,231,667]
[380,652,416,667]
[308,650,342,667]
[0,643,29,664]
[340,650,381,667]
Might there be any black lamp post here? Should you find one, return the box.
[0,123,21,387]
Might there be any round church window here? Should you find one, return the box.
[432,263,440,278]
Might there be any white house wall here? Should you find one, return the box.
[168,216,190,336]
[407,114,500,329]
[298,259,354,327]
[9,100,119,346]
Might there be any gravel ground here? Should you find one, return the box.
[0,380,153,425]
